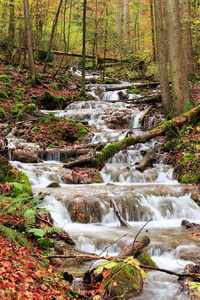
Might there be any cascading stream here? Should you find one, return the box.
[9,82,200,299]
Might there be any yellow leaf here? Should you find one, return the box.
[93,295,101,300]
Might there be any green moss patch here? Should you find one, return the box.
[0,155,32,197]
[0,108,7,118]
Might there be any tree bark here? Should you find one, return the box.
[150,0,156,62]
[8,0,15,51]
[23,0,36,78]
[163,0,192,116]
[154,0,172,116]
[116,0,122,41]
[124,0,130,52]
[80,0,87,96]
[182,0,194,76]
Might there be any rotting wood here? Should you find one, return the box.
[63,156,94,168]
[87,82,160,92]
[110,198,131,228]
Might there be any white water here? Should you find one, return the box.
[9,82,200,299]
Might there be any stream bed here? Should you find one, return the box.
[9,81,200,299]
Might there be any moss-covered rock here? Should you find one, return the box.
[102,261,143,298]
[0,90,9,101]
[41,91,66,110]
[17,103,38,121]
[0,155,32,197]
[137,252,157,267]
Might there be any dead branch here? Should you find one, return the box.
[110,198,131,228]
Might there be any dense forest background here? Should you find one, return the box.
[0,0,199,72]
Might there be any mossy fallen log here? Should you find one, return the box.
[92,104,200,168]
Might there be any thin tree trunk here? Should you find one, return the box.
[23,0,36,78]
[8,0,15,51]
[124,0,130,53]
[182,0,194,76]
[103,3,108,81]
[150,0,156,62]
[154,0,172,116]
[43,0,63,73]
[163,0,192,116]
[116,0,122,41]
[80,0,87,97]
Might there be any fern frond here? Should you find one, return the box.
[0,223,32,248]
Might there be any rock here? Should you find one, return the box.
[12,150,39,163]
[41,91,66,110]
[17,103,40,121]
[47,182,61,188]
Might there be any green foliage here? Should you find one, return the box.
[10,103,24,115]
[0,108,7,118]
[52,83,62,91]
[15,95,22,102]
[18,88,25,96]
[33,126,39,132]
[0,75,10,82]
[0,223,31,248]
[0,91,9,101]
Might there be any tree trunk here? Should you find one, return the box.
[154,0,172,116]
[8,0,15,51]
[124,0,130,53]
[43,0,63,73]
[163,0,192,117]
[150,0,156,62]
[23,0,36,78]
[80,0,87,97]
[116,0,122,41]
[182,0,194,76]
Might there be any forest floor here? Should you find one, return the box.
[0,63,200,299]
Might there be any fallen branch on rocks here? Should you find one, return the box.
[139,105,153,125]
[110,198,131,228]
[135,144,160,172]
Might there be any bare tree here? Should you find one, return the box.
[124,0,130,53]
[23,0,36,79]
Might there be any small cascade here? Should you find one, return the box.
[8,80,200,299]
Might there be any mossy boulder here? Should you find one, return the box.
[102,261,143,298]
[0,155,32,197]
[0,108,7,118]
[17,103,39,121]
[0,91,9,101]
[137,252,157,267]
[41,91,66,110]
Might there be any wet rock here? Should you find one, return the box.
[17,103,41,121]
[47,182,61,188]
[12,149,39,163]
[61,168,103,184]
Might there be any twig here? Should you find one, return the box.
[89,233,129,271]
[132,218,152,253]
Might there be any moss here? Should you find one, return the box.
[17,103,37,121]
[0,155,32,197]
[52,83,62,91]
[33,127,39,132]
[165,130,173,140]
[137,253,157,267]
[18,88,25,96]
[103,261,143,298]
[10,103,24,115]
[0,91,9,100]
[77,128,87,140]
[0,75,9,82]
[47,144,54,149]
[15,95,22,102]
[4,83,11,89]
[126,88,141,94]
[164,141,173,151]
[0,108,7,118]
[27,103,37,111]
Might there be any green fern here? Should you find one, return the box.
[0,223,32,248]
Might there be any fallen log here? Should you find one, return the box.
[110,198,131,228]
[87,82,160,92]
[89,104,200,168]
[63,156,94,168]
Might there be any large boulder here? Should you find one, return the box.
[12,150,39,163]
